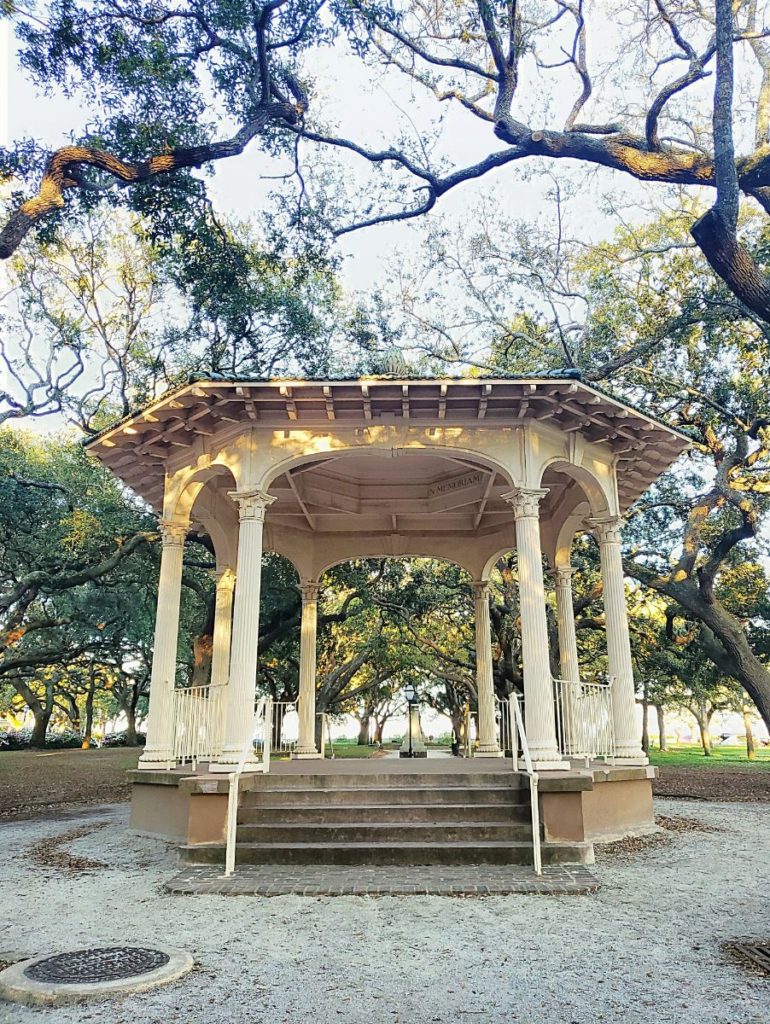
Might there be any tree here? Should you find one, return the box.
[0,0,313,258]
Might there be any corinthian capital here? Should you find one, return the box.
[159,519,188,547]
[587,515,625,545]
[300,581,321,604]
[472,580,490,600]
[501,487,549,520]
[229,489,276,522]
[554,565,576,589]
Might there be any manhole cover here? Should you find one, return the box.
[724,939,770,975]
[24,947,170,984]
[0,944,192,1006]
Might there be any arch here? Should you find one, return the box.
[168,463,238,523]
[536,457,613,518]
[258,442,516,493]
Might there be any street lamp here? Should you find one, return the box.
[403,683,418,758]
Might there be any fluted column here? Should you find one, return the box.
[211,490,275,773]
[210,567,236,687]
[555,567,580,684]
[555,565,581,756]
[589,515,647,763]
[138,520,188,770]
[503,488,568,769]
[294,581,321,758]
[473,581,502,756]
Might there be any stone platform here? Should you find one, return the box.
[130,757,656,869]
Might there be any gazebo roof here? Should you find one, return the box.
[84,373,691,513]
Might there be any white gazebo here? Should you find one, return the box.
[86,374,690,859]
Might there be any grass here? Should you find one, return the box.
[649,743,770,770]
[0,746,141,818]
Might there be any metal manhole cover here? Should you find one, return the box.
[724,939,770,975]
[24,947,170,985]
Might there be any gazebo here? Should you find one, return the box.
[86,373,690,864]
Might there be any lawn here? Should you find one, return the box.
[649,743,770,769]
[0,747,141,819]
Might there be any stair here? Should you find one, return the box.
[179,771,592,867]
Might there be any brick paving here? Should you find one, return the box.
[164,862,600,897]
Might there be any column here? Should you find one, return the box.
[473,581,502,756]
[211,490,275,773]
[503,488,568,769]
[138,520,188,770]
[210,567,236,687]
[589,516,647,763]
[554,565,581,756]
[294,581,321,758]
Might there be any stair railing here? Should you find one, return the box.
[508,694,542,876]
[223,696,272,878]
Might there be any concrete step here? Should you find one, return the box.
[180,839,591,867]
[238,802,531,825]
[241,785,526,808]
[243,772,524,791]
[235,822,533,844]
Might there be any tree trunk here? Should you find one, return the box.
[125,706,138,746]
[30,707,52,747]
[743,709,756,761]
[79,675,95,749]
[695,712,713,756]
[656,705,668,751]
[354,714,371,745]
[641,683,650,755]
[81,665,96,749]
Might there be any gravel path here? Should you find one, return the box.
[1,798,768,1024]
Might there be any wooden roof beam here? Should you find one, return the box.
[323,386,336,421]
[280,385,298,420]
[361,383,372,421]
[438,383,447,420]
[478,383,492,419]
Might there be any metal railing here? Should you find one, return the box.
[554,676,615,762]
[223,696,272,878]
[172,683,226,768]
[267,701,300,755]
[318,713,335,758]
[507,694,542,876]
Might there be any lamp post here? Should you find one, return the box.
[399,684,423,757]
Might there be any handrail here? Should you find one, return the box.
[508,695,542,876]
[223,696,272,878]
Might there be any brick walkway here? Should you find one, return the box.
[164,863,600,897]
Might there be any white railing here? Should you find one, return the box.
[318,713,335,758]
[172,683,226,768]
[554,677,615,762]
[224,696,272,878]
[495,696,514,755]
[507,694,542,876]
[266,701,300,755]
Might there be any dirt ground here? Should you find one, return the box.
[652,765,770,802]
[0,748,140,819]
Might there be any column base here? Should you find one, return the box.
[531,759,571,771]
[611,755,650,766]
[291,750,322,760]
[138,752,176,771]
[209,758,264,774]
[475,748,504,758]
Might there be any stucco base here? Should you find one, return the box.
[128,770,229,846]
[540,766,657,845]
